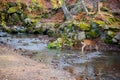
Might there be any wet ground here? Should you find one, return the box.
[0,34,120,80]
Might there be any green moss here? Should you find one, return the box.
[47,38,64,49]
[105,17,119,25]
[2,27,11,33]
[107,30,115,38]
[103,39,113,44]
[77,22,90,31]
[7,7,18,14]
[13,13,20,24]
[33,28,43,34]
[47,30,54,37]
[19,29,26,33]
[1,21,6,27]
[26,27,34,33]
[86,29,100,38]
[93,20,105,27]
[41,13,49,18]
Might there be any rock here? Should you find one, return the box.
[24,18,32,24]
[36,21,41,28]
[112,32,120,43]
[77,31,86,40]
[115,33,120,39]
[7,7,18,14]
[77,22,90,31]
[86,29,100,38]
[0,32,8,37]
[107,30,115,37]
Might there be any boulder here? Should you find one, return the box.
[77,31,86,40]
[112,32,120,43]
[0,32,8,37]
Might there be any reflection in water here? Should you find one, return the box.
[0,34,120,80]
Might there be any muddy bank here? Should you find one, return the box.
[0,45,75,80]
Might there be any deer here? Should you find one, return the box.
[81,39,99,53]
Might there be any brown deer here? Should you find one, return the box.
[81,39,99,53]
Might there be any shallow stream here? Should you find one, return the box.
[0,34,120,80]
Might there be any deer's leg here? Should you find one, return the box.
[82,44,86,54]
[90,45,92,51]
[95,45,99,51]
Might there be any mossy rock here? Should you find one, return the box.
[33,28,43,34]
[107,30,115,38]
[101,34,113,44]
[86,29,100,38]
[26,27,34,33]
[108,23,120,30]
[13,13,21,23]
[47,29,55,37]
[103,38,113,44]
[11,29,18,34]
[19,29,26,33]
[77,22,90,31]
[47,41,58,49]
[90,22,99,29]
[92,20,105,27]
[105,17,119,25]
[47,38,64,49]
[8,2,17,7]
[2,27,11,33]
[7,7,18,14]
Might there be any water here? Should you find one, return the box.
[0,34,120,80]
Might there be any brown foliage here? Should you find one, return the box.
[73,12,86,20]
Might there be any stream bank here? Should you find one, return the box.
[0,45,75,80]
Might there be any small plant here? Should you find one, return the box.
[100,7,109,12]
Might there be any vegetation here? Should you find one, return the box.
[0,0,120,49]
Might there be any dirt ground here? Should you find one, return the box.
[0,45,75,80]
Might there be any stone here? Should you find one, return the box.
[0,32,8,37]
[112,32,120,43]
[77,31,86,40]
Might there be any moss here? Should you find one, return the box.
[86,29,100,38]
[26,27,34,33]
[13,13,21,24]
[105,17,119,25]
[7,7,18,14]
[77,22,90,31]
[108,22,120,30]
[33,28,43,34]
[90,22,99,29]
[47,38,64,49]
[41,13,49,18]
[19,29,26,33]
[92,20,105,27]
[100,7,109,12]
[107,30,115,38]
[103,39,113,44]
[2,27,11,33]
[47,30,54,37]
